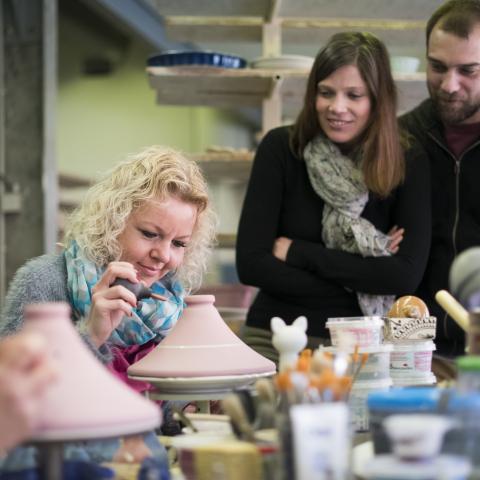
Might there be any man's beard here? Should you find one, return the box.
[429,87,480,125]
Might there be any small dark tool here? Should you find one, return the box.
[112,278,167,301]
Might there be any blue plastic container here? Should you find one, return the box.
[367,387,442,454]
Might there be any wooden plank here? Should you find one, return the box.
[150,0,444,21]
[190,151,254,183]
[148,0,270,17]
[148,66,427,117]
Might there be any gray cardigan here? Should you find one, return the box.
[0,253,111,362]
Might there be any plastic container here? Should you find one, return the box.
[390,340,436,377]
[367,387,441,454]
[326,317,384,348]
[383,316,436,342]
[391,372,436,387]
[364,454,471,480]
[349,378,392,432]
[324,344,393,381]
[383,414,453,460]
[456,355,480,393]
[443,392,480,478]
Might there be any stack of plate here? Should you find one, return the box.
[250,54,314,70]
[147,51,247,69]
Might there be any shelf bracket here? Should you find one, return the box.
[262,75,283,134]
[266,0,282,23]
[263,0,282,58]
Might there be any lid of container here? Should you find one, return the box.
[457,355,480,371]
[392,340,436,352]
[352,378,393,390]
[326,316,384,326]
[447,391,480,411]
[391,372,437,386]
[364,454,471,479]
[324,343,393,354]
[367,387,440,411]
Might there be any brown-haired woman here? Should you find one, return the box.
[236,32,431,364]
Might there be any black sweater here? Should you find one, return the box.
[400,99,480,356]
[236,126,431,338]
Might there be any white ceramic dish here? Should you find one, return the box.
[352,440,374,479]
[182,413,232,435]
[250,54,314,70]
[390,56,420,73]
[129,371,275,394]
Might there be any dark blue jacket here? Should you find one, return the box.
[400,99,480,356]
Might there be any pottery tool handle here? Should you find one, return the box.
[150,292,168,302]
[112,278,167,302]
[435,290,469,332]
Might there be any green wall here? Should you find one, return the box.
[57,15,252,179]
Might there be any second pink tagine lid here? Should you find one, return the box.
[128,295,276,378]
[23,302,161,442]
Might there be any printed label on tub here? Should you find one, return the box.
[330,327,381,347]
[390,350,433,372]
[349,388,370,431]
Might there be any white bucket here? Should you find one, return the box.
[349,378,392,432]
[325,344,393,381]
[326,317,384,348]
[390,340,436,377]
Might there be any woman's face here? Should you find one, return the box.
[117,195,198,287]
[315,64,372,150]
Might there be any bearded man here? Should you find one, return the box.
[400,0,480,357]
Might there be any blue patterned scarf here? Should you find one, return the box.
[64,241,185,347]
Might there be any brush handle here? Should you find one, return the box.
[112,278,167,301]
[435,290,469,332]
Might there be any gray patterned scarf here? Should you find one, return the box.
[304,135,395,316]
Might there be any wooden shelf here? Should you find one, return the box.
[217,233,237,249]
[190,151,254,182]
[58,172,93,188]
[148,66,428,116]
[150,0,444,47]
[147,66,309,107]
[150,0,442,22]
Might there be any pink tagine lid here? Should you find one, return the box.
[128,295,276,378]
[23,302,161,442]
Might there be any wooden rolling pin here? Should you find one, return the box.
[435,290,469,332]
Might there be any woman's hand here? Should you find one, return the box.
[113,434,153,463]
[85,262,139,348]
[387,225,404,254]
[273,237,293,262]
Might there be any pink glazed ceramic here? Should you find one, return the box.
[22,302,161,441]
[127,295,276,378]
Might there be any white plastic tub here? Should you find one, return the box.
[390,340,436,377]
[325,344,393,381]
[349,378,392,432]
[326,317,384,348]
[391,372,437,387]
